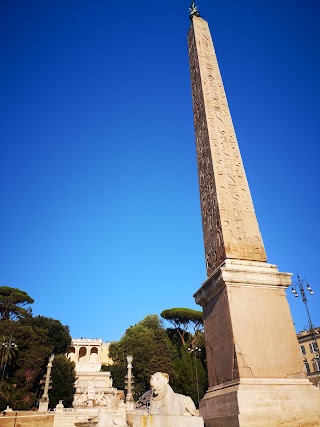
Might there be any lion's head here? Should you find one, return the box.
[150,372,169,400]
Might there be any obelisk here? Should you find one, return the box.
[188,5,320,427]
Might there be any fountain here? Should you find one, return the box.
[127,372,204,427]
[74,422,98,427]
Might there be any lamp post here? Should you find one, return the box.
[187,345,201,407]
[291,275,319,362]
[0,336,17,384]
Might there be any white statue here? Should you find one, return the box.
[87,382,95,400]
[149,372,197,416]
[96,407,114,426]
[96,391,112,407]
[74,389,88,407]
[96,406,127,426]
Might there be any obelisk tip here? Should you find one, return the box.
[189,1,201,19]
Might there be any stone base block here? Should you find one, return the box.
[38,399,49,412]
[127,414,204,427]
[200,378,320,427]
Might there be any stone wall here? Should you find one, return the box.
[0,412,54,427]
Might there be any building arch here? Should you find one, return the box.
[67,346,76,362]
[79,346,87,362]
[90,346,99,362]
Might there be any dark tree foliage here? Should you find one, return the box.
[20,316,71,355]
[161,309,207,408]
[109,315,174,397]
[0,288,72,411]
[166,328,191,352]
[100,364,109,372]
[0,319,51,408]
[103,364,127,390]
[0,286,34,321]
[171,347,207,408]
[161,308,203,346]
[49,355,76,409]
[0,382,14,408]
[10,388,36,411]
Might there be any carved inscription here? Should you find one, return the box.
[188,17,267,276]
[188,24,226,273]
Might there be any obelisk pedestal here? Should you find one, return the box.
[188,13,320,427]
[194,260,320,426]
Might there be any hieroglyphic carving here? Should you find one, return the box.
[188,17,266,276]
[188,25,225,273]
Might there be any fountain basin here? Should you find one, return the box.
[74,422,98,427]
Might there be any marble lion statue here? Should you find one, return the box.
[95,407,127,426]
[149,372,197,416]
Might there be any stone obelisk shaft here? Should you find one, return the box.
[188,17,266,276]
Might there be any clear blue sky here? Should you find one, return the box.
[1,1,319,342]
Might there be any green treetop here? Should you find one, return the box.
[0,286,34,321]
[160,307,203,346]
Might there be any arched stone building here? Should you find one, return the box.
[67,338,112,372]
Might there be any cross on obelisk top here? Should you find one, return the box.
[189,1,200,19]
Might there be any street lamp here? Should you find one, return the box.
[291,274,319,361]
[0,336,18,384]
[187,345,201,407]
